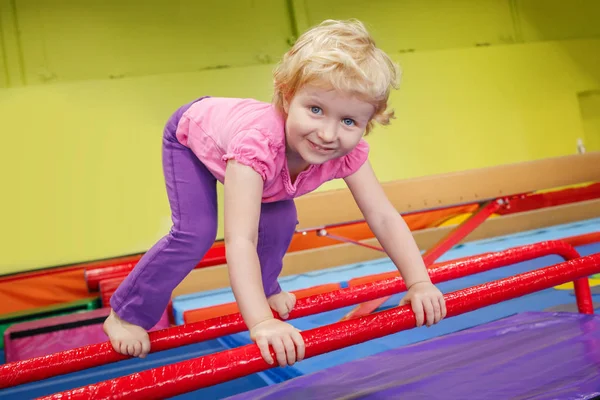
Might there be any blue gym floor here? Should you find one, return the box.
[1,217,599,399]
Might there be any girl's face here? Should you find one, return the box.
[283,84,375,173]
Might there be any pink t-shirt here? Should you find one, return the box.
[175,97,369,203]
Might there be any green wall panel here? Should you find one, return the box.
[0,35,6,88]
[14,0,294,85]
[517,0,600,42]
[300,0,517,51]
[0,0,24,87]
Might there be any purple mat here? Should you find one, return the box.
[227,312,600,399]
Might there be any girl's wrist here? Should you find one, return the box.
[243,305,276,329]
[407,280,431,289]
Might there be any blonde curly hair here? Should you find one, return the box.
[273,19,400,134]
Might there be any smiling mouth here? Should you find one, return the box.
[309,141,335,153]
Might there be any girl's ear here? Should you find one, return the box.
[283,96,290,114]
[283,97,290,114]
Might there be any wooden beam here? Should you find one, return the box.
[172,198,600,297]
[295,152,600,230]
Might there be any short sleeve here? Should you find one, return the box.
[335,139,370,179]
[222,129,281,182]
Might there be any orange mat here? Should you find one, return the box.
[0,270,92,314]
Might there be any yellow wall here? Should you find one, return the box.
[1,0,599,274]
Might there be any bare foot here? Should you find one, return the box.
[267,291,297,320]
[103,309,151,358]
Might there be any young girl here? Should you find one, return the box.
[104,19,447,368]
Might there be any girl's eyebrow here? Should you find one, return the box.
[304,94,323,103]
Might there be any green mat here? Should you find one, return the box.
[0,297,100,349]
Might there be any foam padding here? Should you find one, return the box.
[4,307,169,362]
[0,297,100,349]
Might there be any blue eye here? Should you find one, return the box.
[342,118,355,126]
[310,106,322,114]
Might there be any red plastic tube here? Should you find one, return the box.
[84,262,137,292]
[0,240,590,390]
[563,231,600,247]
[99,277,126,307]
[0,255,144,285]
[39,253,600,400]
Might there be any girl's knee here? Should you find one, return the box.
[171,224,217,258]
[260,200,297,231]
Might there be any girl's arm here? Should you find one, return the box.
[223,160,274,329]
[223,160,305,366]
[344,161,430,287]
[344,161,446,327]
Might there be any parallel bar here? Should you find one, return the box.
[39,253,600,400]
[0,240,586,389]
[573,277,594,313]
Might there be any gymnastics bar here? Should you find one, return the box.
[0,240,590,389]
[294,151,600,230]
[38,252,600,400]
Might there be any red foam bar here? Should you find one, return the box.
[0,254,144,285]
[0,240,589,390]
[99,279,122,292]
[39,252,600,399]
[338,231,600,289]
[98,277,125,307]
[563,231,600,247]
[85,245,226,292]
[183,283,341,323]
[84,262,136,292]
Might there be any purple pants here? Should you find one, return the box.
[110,98,297,330]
